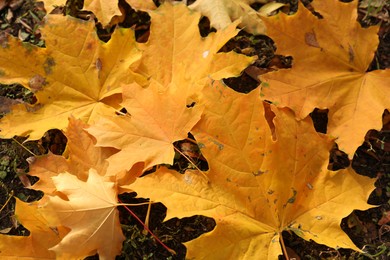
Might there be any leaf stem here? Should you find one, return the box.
[279,232,290,260]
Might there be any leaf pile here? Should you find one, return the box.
[0,0,387,259]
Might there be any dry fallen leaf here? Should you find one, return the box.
[0,15,141,140]
[29,117,119,195]
[134,2,254,91]
[130,82,376,259]
[42,169,123,260]
[87,80,203,176]
[88,2,254,175]
[260,0,390,156]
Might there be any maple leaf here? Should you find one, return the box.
[130,82,376,259]
[0,198,67,259]
[87,80,203,176]
[134,2,254,91]
[0,15,141,140]
[259,0,390,156]
[87,2,254,174]
[188,0,268,34]
[29,117,120,195]
[41,169,124,260]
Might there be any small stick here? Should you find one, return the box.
[118,198,176,255]
[12,137,36,157]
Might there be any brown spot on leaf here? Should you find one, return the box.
[86,41,94,50]
[0,96,23,113]
[96,58,102,78]
[348,44,354,63]
[29,74,47,92]
[305,31,320,48]
[44,56,55,75]
[25,103,43,112]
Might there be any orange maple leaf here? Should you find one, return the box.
[29,117,122,195]
[87,80,203,176]
[0,15,141,140]
[259,0,390,156]
[130,83,376,259]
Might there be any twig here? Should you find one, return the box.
[0,190,14,213]
[118,198,176,255]
[12,137,36,157]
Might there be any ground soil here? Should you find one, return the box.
[0,0,389,259]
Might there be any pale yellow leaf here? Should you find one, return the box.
[43,169,123,260]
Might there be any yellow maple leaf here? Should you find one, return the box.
[41,169,124,260]
[130,83,376,259]
[134,2,254,91]
[0,198,67,259]
[0,15,141,140]
[87,2,254,175]
[260,0,390,156]
[189,0,268,34]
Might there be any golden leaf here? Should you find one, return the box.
[0,15,141,140]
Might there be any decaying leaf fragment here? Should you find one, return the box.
[260,0,390,156]
[0,15,141,140]
[130,82,376,259]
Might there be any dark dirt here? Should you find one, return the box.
[0,0,389,259]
